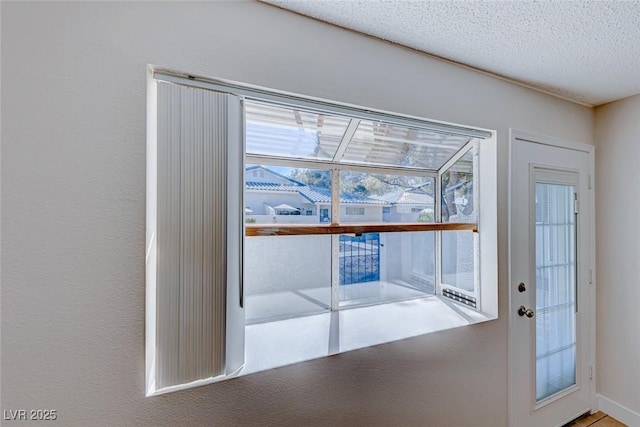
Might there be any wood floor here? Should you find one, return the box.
[567,411,627,427]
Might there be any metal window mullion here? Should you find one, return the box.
[238,98,246,308]
[331,168,341,311]
[574,194,579,314]
[472,141,480,222]
[245,154,438,178]
[332,119,360,162]
[331,168,340,224]
[435,169,442,295]
[435,236,443,295]
[331,235,340,311]
[472,141,481,301]
[438,138,478,175]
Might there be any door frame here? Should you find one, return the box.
[508,129,596,427]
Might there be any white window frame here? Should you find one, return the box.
[147,68,498,395]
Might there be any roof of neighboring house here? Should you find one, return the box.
[245,165,387,205]
[245,165,305,186]
[273,203,299,211]
[246,180,386,205]
[245,181,303,191]
[297,186,387,205]
[394,190,434,206]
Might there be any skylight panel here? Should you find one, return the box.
[245,100,350,160]
[340,121,472,170]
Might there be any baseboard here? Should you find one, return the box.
[597,394,640,427]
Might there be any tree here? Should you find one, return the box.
[340,171,432,197]
[441,169,473,221]
[352,184,370,197]
[289,169,433,198]
[417,210,435,223]
[289,169,331,189]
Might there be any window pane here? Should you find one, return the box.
[245,165,331,224]
[535,183,577,401]
[245,235,331,323]
[441,148,475,222]
[441,231,475,292]
[339,171,434,223]
[341,120,472,170]
[339,232,435,308]
[245,100,350,160]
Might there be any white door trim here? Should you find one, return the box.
[508,129,596,427]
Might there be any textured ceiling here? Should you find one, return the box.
[263,0,640,106]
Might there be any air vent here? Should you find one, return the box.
[442,288,477,308]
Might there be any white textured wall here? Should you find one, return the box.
[594,95,640,414]
[1,2,592,426]
[245,236,332,294]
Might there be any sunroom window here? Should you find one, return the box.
[147,72,497,395]
[243,100,480,319]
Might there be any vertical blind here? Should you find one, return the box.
[153,82,244,392]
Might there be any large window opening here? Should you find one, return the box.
[147,71,497,395]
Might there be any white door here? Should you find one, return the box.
[509,133,594,427]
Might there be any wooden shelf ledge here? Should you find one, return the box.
[245,222,477,237]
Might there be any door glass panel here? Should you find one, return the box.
[535,182,577,402]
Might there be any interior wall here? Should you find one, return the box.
[1,2,593,426]
[594,95,640,414]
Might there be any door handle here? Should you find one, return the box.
[518,305,534,318]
